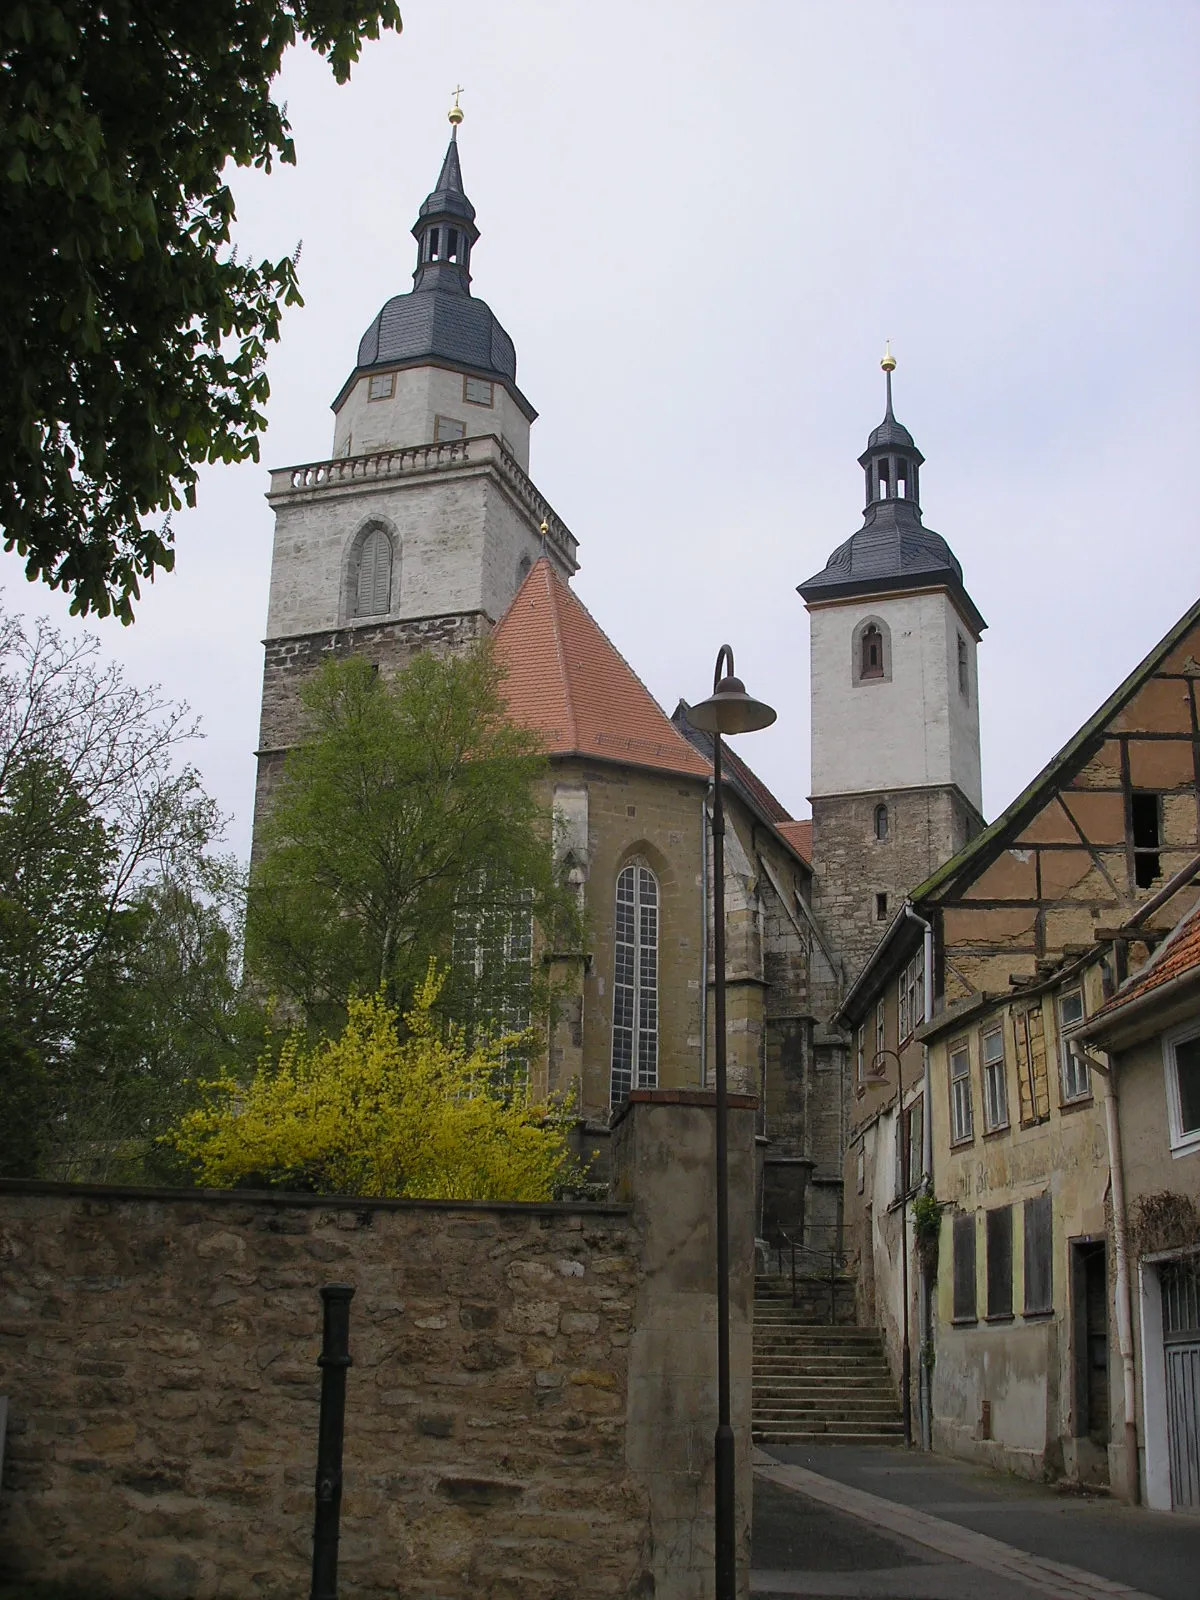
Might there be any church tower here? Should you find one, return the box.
[252,108,578,842]
[799,352,985,979]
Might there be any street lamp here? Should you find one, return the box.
[688,644,776,1600]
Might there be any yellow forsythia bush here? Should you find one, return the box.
[168,966,576,1201]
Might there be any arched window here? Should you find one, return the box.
[874,803,889,840]
[610,861,659,1107]
[353,525,393,618]
[861,623,884,679]
[516,552,532,590]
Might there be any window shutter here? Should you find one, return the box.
[355,528,393,618]
[986,1206,1013,1318]
[953,1215,977,1322]
[1023,1193,1053,1314]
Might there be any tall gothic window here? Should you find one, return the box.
[354,526,393,618]
[861,623,884,679]
[610,861,659,1108]
[874,802,889,840]
[452,875,534,1092]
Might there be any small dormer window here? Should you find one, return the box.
[862,624,884,679]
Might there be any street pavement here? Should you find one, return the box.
[752,1444,1200,1599]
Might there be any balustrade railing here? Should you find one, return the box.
[271,435,578,565]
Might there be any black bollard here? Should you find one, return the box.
[311,1283,355,1600]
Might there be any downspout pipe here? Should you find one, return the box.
[700,783,712,1088]
[1072,1042,1140,1504]
[904,903,934,1452]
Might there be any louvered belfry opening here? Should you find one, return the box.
[354,526,393,618]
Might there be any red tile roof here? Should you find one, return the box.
[1090,895,1200,1023]
[776,820,813,863]
[491,560,712,780]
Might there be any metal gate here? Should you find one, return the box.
[1162,1258,1200,1509]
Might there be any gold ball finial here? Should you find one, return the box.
[539,518,549,538]
[448,85,464,127]
[881,339,896,374]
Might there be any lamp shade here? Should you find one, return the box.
[689,672,777,736]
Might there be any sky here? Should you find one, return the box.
[5,1,1199,864]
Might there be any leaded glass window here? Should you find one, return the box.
[610,862,659,1108]
[452,877,534,1093]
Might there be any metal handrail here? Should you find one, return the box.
[774,1228,847,1325]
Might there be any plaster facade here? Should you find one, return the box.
[808,589,982,813]
[332,363,532,473]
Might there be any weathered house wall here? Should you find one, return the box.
[0,1093,758,1600]
[927,970,1114,1482]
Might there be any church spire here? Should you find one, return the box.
[859,344,923,512]
[412,97,479,295]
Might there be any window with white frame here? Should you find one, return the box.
[1057,989,1089,1101]
[1163,1021,1200,1155]
[950,1040,973,1143]
[610,862,659,1108]
[899,951,924,1043]
[981,1024,1009,1131]
[875,998,887,1068]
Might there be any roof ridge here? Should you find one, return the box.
[543,561,579,752]
[548,566,710,770]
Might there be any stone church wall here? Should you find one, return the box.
[0,1095,757,1600]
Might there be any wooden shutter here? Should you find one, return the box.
[1014,1006,1050,1127]
[953,1214,977,1322]
[986,1205,1013,1319]
[355,528,392,617]
[1023,1193,1053,1314]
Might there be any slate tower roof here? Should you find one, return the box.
[798,364,985,636]
[335,125,530,413]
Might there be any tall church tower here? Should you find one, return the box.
[252,110,578,843]
[799,352,985,979]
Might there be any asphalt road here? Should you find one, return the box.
[753,1444,1200,1600]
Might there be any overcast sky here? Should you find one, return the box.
[5,1,1199,863]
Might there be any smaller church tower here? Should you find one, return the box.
[799,351,986,978]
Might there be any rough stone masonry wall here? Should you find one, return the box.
[0,1185,647,1600]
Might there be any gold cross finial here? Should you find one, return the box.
[449,85,465,127]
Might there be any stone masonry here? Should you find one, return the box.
[0,1093,758,1600]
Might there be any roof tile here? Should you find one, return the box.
[492,561,712,781]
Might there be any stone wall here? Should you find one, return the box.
[0,1093,757,1600]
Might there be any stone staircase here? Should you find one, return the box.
[753,1272,905,1445]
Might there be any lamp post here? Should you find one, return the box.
[688,645,776,1600]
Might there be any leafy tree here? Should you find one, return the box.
[1,0,402,621]
[0,605,237,1174]
[168,970,577,1201]
[248,648,575,1035]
